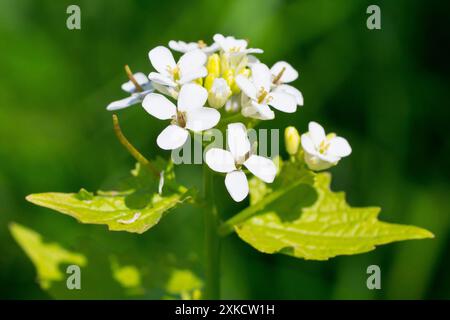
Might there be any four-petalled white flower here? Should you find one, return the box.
[142,83,220,150]
[169,40,219,54]
[270,61,304,106]
[301,121,352,171]
[205,123,277,202]
[236,63,297,120]
[106,72,153,111]
[148,46,207,98]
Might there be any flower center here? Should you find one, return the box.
[318,134,336,154]
[168,65,180,81]
[172,111,187,128]
[257,87,271,104]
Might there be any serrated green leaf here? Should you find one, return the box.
[236,172,434,260]
[9,222,87,289]
[26,191,189,234]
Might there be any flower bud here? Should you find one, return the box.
[208,78,232,109]
[285,126,300,156]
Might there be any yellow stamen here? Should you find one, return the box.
[124,65,143,92]
[170,65,180,81]
[257,87,268,104]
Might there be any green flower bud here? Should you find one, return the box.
[285,126,300,156]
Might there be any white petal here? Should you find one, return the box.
[148,72,177,87]
[300,134,317,155]
[205,148,236,173]
[178,67,208,85]
[148,46,176,76]
[106,95,140,111]
[276,84,303,106]
[244,48,264,54]
[152,82,178,99]
[268,91,297,113]
[247,55,260,65]
[327,137,352,157]
[251,63,272,92]
[243,155,276,183]
[156,125,189,150]
[121,72,150,93]
[178,83,208,111]
[309,121,326,146]
[203,43,220,54]
[241,101,275,120]
[271,61,298,83]
[168,40,199,53]
[142,93,176,120]
[235,75,257,100]
[178,49,207,76]
[185,107,220,131]
[304,153,336,171]
[227,123,251,162]
[225,170,249,202]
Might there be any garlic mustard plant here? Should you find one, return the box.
[26,33,433,300]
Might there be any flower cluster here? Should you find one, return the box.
[107,34,351,201]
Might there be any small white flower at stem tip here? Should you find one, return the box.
[270,61,304,106]
[205,123,277,202]
[148,46,207,98]
[142,83,220,150]
[301,121,352,171]
[236,63,298,119]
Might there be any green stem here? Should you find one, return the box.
[112,114,187,194]
[203,165,220,299]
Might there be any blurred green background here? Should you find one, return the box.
[1,0,449,299]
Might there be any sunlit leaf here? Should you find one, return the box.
[26,191,190,234]
[236,172,434,260]
[9,222,87,289]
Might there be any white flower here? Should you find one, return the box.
[208,78,232,109]
[270,61,303,106]
[205,123,277,202]
[213,34,263,55]
[168,40,219,54]
[148,46,207,97]
[301,121,352,171]
[236,63,297,120]
[106,72,153,111]
[142,83,220,150]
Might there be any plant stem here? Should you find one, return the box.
[112,114,187,194]
[203,165,221,299]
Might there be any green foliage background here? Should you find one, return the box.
[0,0,449,299]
